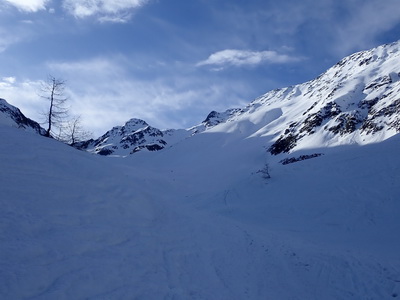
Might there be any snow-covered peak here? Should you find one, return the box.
[123,118,149,131]
[204,40,400,154]
[77,117,192,156]
[189,108,242,134]
[0,98,45,135]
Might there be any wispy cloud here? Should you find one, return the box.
[62,0,149,22]
[47,58,125,74]
[0,29,23,53]
[197,49,302,69]
[205,0,400,61]
[3,0,49,12]
[332,0,400,56]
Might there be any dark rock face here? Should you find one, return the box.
[367,98,400,131]
[327,112,364,135]
[280,153,323,165]
[131,143,165,153]
[98,148,114,156]
[268,134,298,155]
[0,98,46,135]
[300,102,342,135]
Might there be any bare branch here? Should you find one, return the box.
[58,115,93,145]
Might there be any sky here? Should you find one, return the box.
[1,0,400,137]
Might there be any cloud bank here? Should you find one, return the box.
[3,0,49,12]
[62,0,148,22]
[3,0,150,22]
[197,49,302,69]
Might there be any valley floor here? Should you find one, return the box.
[1,125,399,299]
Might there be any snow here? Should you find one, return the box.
[1,40,400,299]
[1,122,399,299]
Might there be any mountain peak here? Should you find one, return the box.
[76,117,187,156]
[124,118,149,129]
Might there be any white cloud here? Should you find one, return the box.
[3,0,49,12]
[62,0,148,22]
[1,76,16,84]
[197,49,302,69]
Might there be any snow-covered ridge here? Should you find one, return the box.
[0,98,45,135]
[79,40,400,156]
[206,40,400,153]
[76,108,243,156]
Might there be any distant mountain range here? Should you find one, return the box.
[1,40,399,157]
[76,40,400,156]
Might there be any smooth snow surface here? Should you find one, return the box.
[1,124,399,299]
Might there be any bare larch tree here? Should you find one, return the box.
[61,115,92,145]
[41,75,69,137]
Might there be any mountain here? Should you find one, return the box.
[75,118,192,156]
[80,40,399,156]
[76,108,244,156]
[230,40,399,153]
[1,41,399,299]
[0,98,45,135]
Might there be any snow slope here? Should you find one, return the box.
[1,119,399,299]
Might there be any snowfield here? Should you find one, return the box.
[1,124,399,299]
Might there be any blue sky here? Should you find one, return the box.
[1,0,400,136]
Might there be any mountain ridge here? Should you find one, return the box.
[1,40,399,156]
[75,40,400,156]
[0,98,46,135]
